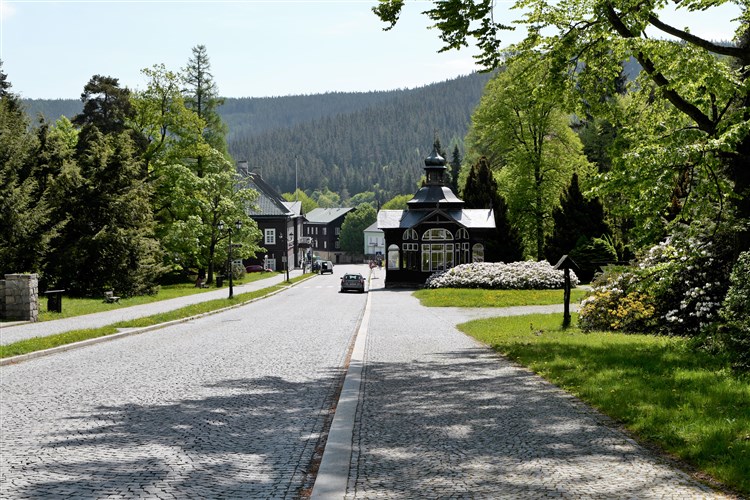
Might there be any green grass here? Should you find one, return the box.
[34,272,283,322]
[413,287,588,307]
[458,313,750,496]
[1,273,312,359]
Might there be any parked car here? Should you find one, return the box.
[340,273,366,293]
[246,264,271,273]
[320,261,334,274]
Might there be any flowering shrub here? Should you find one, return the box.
[579,270,655,332]
[424,261,578,289]
[578,229,733,336]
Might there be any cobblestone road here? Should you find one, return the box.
[346,285,725,499]
[0,271,364,499]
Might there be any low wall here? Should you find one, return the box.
[1,274,39,322]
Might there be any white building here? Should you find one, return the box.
[363,221,385,260]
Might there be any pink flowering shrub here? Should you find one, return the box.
[424,261,578,289]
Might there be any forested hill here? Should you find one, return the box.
[23,71,493,199]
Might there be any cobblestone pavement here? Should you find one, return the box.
[346,284,725,499]
[0,271,364,499]
[0,270,303,346]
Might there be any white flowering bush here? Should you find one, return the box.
[579,229,734,336]
[424,261,578,289]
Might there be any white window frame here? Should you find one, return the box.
[265,228,276,245]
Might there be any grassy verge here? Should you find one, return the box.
[1,274,311,359]
[413,287,588,307]
[33,272,284,322]
[458,313,750,496]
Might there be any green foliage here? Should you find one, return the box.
[466,56,591,259]
[282,189,318,214]
[381,193,412,210]
[719,251,750,372]
[545,173,611,280]
[311,187,341,208]
[47,127,164,296]
[72,75,138,138]
[579,228,735,336]
[348,191,377,208]
[182,45,228,157]
[0,76,63,278]
[339,204,377,255]
[463,156,523,262]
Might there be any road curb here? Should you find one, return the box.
[0,277,313,366]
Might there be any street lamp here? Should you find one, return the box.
[218,220,242,298]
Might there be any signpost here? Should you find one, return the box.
[553,255,579,328]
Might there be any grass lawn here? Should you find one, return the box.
[413,287,588,308]
[34,271,284,322]
[458,312,750,497]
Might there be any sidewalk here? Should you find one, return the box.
[0,269,304,346]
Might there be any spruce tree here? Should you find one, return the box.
[449,144,461,194]
[544,173,611,280]
[463,157,523,262]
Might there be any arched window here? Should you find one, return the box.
[456,228,469,240]
[422,228,453,241]
[403,228,418,241]
[387,244,400,270]
[472,243,485,263]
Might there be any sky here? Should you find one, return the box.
[0,0,742,100]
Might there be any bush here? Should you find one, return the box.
[425,261,578,289]
[719,251,750,372]
[578,229,734,336]
[569,235,619,283]
[579,270,655,332]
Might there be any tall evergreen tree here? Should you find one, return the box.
[463,157,523,262]
[0,69,60,277]
[449,144,461,193]
[48,127,164,296]
[182,45,228,162]
[544,173,612,281]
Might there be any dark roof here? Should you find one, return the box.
[407,186,464,210]
[244,173,293,217]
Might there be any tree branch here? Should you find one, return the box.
[648,15,750,66]
[604,2,717,135]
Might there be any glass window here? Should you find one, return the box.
[387,244,400,270]
[403,228,418,240]
[423,228,453,240]
[265,228,276,245]
[457,228,469,239]
[472,243,485,262]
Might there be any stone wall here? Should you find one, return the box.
[1,274,39,322]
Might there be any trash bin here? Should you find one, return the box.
[44,289,65,313]
[216,276,224,287]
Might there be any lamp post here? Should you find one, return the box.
[218,220,242,298]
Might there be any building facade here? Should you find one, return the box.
[304,207,356,263]
[377,146,496,287]
[241,167,309,271]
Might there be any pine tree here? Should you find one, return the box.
[544,173,611,280]
[463,157,523,262]
[449,144,461,193]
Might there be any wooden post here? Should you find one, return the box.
[553,255,579,329]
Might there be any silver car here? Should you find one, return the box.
[340,273,365,293]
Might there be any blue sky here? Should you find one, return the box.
[0,0,742,99]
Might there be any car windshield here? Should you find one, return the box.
[344,275,360,280]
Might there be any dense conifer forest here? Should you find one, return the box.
[23,72,492,200]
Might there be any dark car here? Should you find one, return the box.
[246,264,271,273]
[340,273,365,293]
[320,261,334,274]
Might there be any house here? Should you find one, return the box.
[363,221,385,261]
[304,207,355,264]
[240,163,309,271]
[377,145,496,287]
